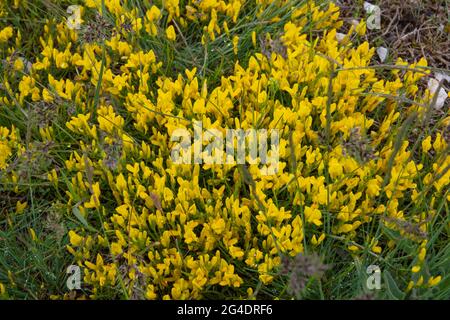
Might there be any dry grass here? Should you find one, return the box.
[337,0,450,70]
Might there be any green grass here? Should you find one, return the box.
[0,0,449,300]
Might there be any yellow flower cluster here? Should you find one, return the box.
[0,126,17,170]
[0,0,447,299]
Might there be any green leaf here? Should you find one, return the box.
[383,270,405,300]
[72,206,97,232]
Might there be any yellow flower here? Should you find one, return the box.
[416,276,424,287]
[229,246,244,259]
[47,169,58,186]
[16,201,27,214]
[418,247,426,262]
[406,280,414,292]
[311,233,325,245]
[166,25,176,41]
[328,158,343,179]
[146,6,161,21]
[232,35,239,54]
[164,187,174,202]
[145,285,157,299]
[184,221,199,244]
[0,140,11,169]
[372,245,382,254]
[338,224,353,233]
[13,58,24,71]
[84,182,101,209]
[428,276,441,287]
[304,206,322,226]
[422,136,432,153]
[0,26,13,42]
[0,282,5,295]
[355,20,366,36]
[164,0,180,20]
[259,273,273,285]
[366,177,382,197]
[29,228,37,242]
[411,265,420,273]
[211,218,226,235]
[111,242,122,256]
[433,133,446,153]
[69,230,83,247]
